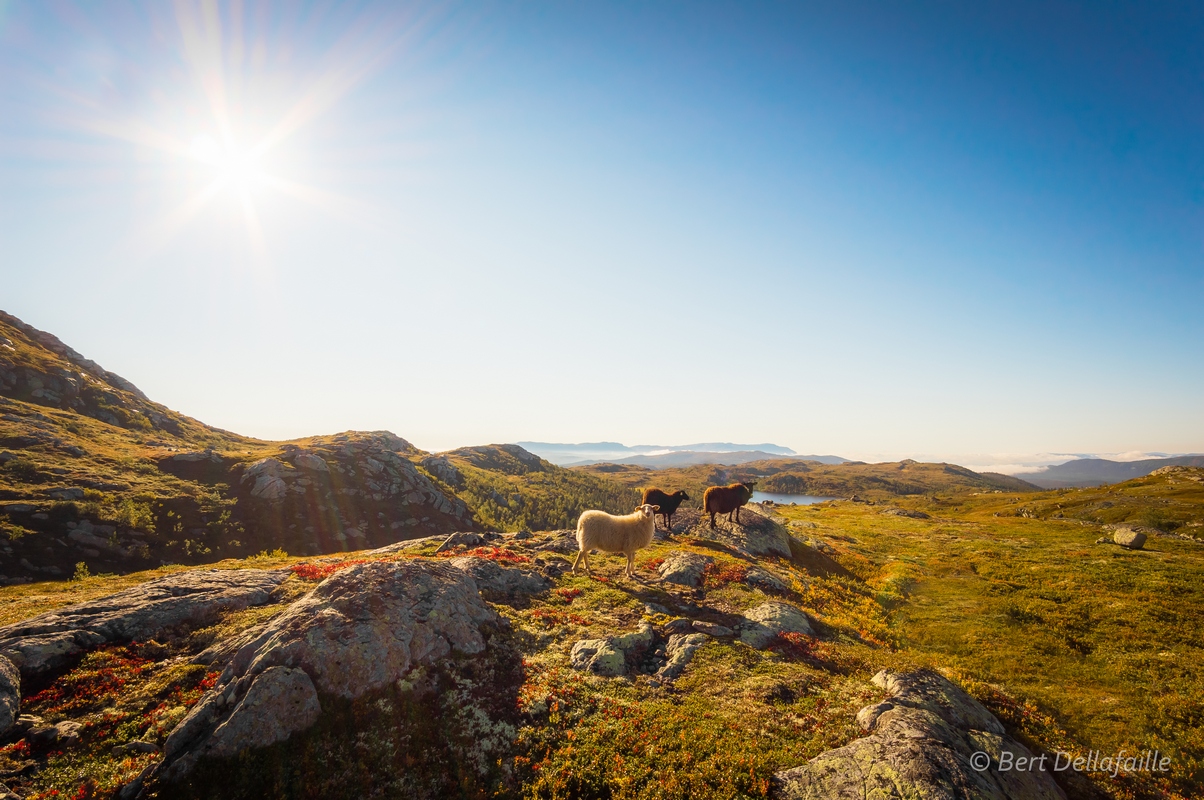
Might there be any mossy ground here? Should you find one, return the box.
[3,471,1202,799]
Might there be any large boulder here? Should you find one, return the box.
[772,670,1066,800]
[0,569,287,677]
[739,602,814,649]
[241,457,294,501]
[159,560,499,781]
[693,507,793,558]
[1113,527,1147,550]
[657,551,713,587]
[570,639,626,677]
[533,530,579,555]
[570,623,657,677]
[222,561,495,698]
[0,654,18,736]
[204,667,321,758]
[291,452,329,472]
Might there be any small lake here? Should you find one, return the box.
[751,492,836,506]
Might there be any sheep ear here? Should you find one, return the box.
[651,505,660,511]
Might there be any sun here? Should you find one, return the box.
[55,0,417,260]
[189,135,265,192]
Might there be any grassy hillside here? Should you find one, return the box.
[445,444,641,531]
[990,466,1204,534]
[2,471,1200,799]
[0,312,644,582]
[574,457,1037,505]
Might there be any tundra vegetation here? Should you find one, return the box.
[0,468,1200,800]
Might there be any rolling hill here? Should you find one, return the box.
[0,312,633,582]
[573,457,1038,505]
[1026,455,1204,488]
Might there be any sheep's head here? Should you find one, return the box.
[675,490,690,501]
[638,503,658,518]
[740,482,756,498]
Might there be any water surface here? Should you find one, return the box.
[751,492,836,505]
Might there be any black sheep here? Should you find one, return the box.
[640,488,689,531]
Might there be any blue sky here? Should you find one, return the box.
[1,1,1201,460]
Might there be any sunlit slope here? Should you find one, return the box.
[3,482,1200,799]
[0,312,639,581]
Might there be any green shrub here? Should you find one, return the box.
[2,458,46,483]
[115,498,155,531]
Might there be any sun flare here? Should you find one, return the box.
[189,135,265,191]
[44,0,415,261]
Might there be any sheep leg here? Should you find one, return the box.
[709,511,716,529]
[735,507,740,524]
[625,552,635,578]
[572,550,588,575]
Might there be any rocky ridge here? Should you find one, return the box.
[772,669,1067,800]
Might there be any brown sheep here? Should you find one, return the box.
[640,488,690,531]
[703,482,756,528]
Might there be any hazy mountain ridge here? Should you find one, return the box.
[1025,455,1204,488]
[518,440,849,468]
[563,450,850,468]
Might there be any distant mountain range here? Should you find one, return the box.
[517,441,848,468]
[1024,455,1204,488]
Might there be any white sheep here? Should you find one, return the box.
[572,503,659,578]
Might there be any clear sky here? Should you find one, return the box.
[1,1,1202,459]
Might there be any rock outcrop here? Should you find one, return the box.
[739,602,814,649]
[570,623,657,678]
[656,633,709,681]
[745,566,790,594]
[691,507,793,558]
[201,666,322,759]
[883,507,932,520]
[0,654,18,736]
[445,556,553,598]
[657,550,713,587]
[0,569,287,677]
[772,669,1066,800]
[157,559,502,782]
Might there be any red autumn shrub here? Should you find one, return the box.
[702,561,748,589]
[25,646,151,716]
[770,631,842,668]
[438,546,532,564]
[289,559,368,581]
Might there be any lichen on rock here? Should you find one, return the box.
[772,669,1067,800]
[739,602,814,649]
